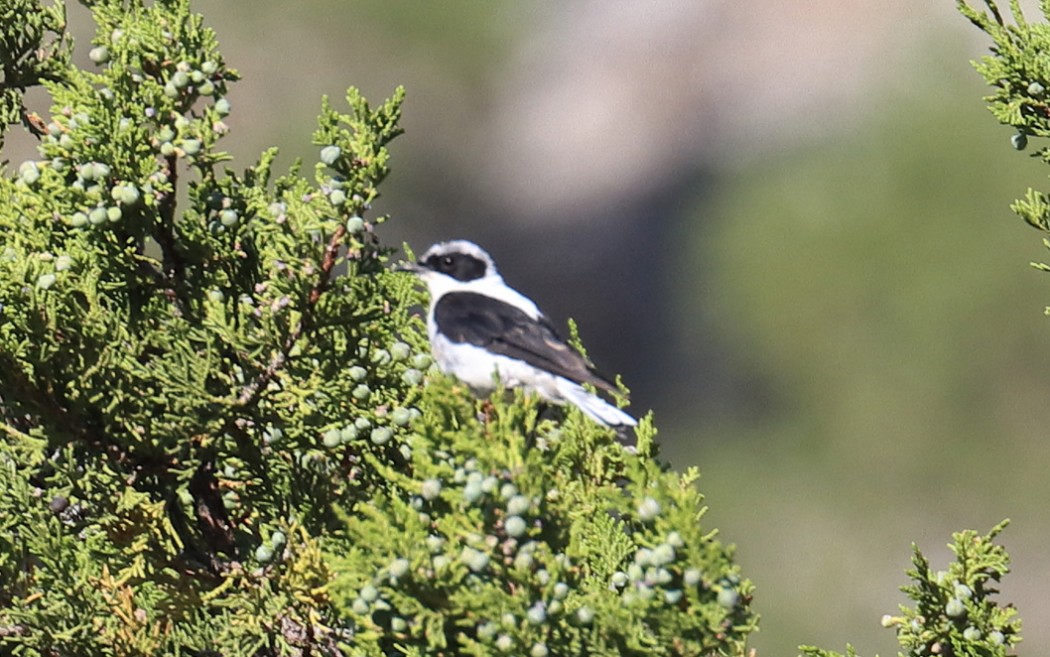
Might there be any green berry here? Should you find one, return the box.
[610,571,627,588]
[988,631,1005,646]
[352,383,371,400]
[215,98,231,116]
[421,478,442,500]
[402,368,424,386]
[652,543,676,566]
[477,621,498,640]
[391,407,412,426]
[627,563,644,582]
[370,427,393,445]
[945,597,966,618]
[526,603,546,625]
[463,481,484,503]
[954,583,972,600]
[71,212,88,227]
[505,515,527,537]
[219,209,239,227]
[389,342,411,361]
[198,80,215,96]
[55,255,72,272]
[637,497,661,521]
[389,557,410,579]
[461,548,489,572]
[664,589,683,604]
[89,207,108,225]
[530,643,548,657]
[182,139,201,155]
[160,142,176,156]
[262,426,282,444]
[270,530,286,548]
[411,353,432,369]
[79,162,109,181]
[121,184,141,205]
[348,365,367,381]
[201,60,218,75]
[346,216,365,233]
[717,587,739,608]
[506,495,530,516]
[19,161,40,184]
[354,417,371,430]
[963,627,981,641]
[255,544,274,562]
[633,548,653,566]
[359,584,379,602]
[1028,81,1045,96]
[320,145,341,165]
[683,568,702,587]
[106,206,122,222]
[390,616,407,632]
[89,45,109,63]
[495,635,513,653]
[351,598,369,615]
[329,189,346,206]
[553,582,569,599]
[36,274,56,290]
[322,428,342,448]
[576,606,594,624]
[1012,132,1028,150]
[171,70,190,89]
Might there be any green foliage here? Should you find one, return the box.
[958,0,1050,276]
[0,1,756,655]
[331,380,754,657]
[800,523,1021,657]
[0,0,72,145]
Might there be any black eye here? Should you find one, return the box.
[442,256,454,268]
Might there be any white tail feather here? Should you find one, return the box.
[556,379,637,427]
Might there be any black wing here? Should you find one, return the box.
[434,291,616,393]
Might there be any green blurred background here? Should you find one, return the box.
[8,1,1050,654]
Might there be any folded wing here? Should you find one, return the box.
[433,291,617,394]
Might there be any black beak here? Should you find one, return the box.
[395,260,425,273]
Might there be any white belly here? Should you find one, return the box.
[431,333,562,401]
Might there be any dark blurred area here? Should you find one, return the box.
[7,1,1050,654]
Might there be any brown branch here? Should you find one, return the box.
[236,224,348,407]
[155,153,185,282]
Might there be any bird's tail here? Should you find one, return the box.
[556,379,638,428]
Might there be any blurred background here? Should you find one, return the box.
[10,0,1050,653]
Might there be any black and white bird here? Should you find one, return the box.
[401,239,637,428]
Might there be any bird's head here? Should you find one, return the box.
[399,240,500,287]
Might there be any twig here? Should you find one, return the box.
[236,224,349,407]
[155,153,182,277]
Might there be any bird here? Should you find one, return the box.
[400,239,637,428]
